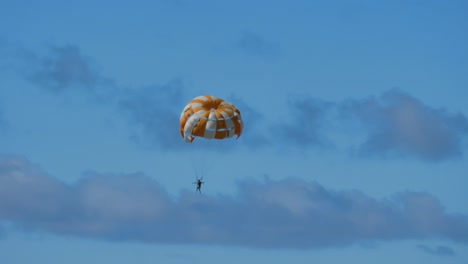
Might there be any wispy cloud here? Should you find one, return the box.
[272,96,334,149]
[15,44,118,102]
[237,31,276,58]
[1,155,467,249]
[417,244,456,256]
[118,79,188,150]
[225,94,271,148]
[27,45,100,92]
[342,89,468,161]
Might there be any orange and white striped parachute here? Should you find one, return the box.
[180,95,243,143]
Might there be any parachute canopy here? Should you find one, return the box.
[180,95,243,143]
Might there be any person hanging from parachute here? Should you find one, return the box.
[193,177,204,194]
[179,95,244,191]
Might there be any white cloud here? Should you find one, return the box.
[1,155,467,248]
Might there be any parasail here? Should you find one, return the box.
[180,95,243,143]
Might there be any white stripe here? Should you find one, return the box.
[183,117,197,142]
[183,110,205,142]
[182,105,191,113]
[181,102,203,118]
[185,102,203,110]
[200,116,219,121]
[180,108,188,121]
[220,110,232,120]
[193,110,206,119]
[194,95,209,101]
[204,111,217,139]
[182,105,190,114]
[181,111,194,122]
[221,111,235,138]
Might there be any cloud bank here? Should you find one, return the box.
[1,156,467,249]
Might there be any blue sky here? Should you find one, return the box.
[1,0,468,263]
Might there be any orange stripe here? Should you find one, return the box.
[192,118,207,137]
